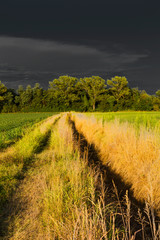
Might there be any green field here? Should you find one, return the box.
[86,111,160,130]
[0,112,55,148]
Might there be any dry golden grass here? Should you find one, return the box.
[71,113,160,213]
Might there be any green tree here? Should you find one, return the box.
[152,90,160,111]
[0,81,7,111]
[0,81,7,101]
[156,90,160,98]
[15,85,33,109]
[138,90,153,110]
[79,76,106,111]
[17,85,24,95]
[107,76,130,100]
[21,85,33,107]
[107,76,131,110]
[1,91,15,113]
[49,75,79,110]
[130,88,141,110]
[32,83,43,108]
[15,85,24,108]
[33,83,42,97]
[152,95,160,111]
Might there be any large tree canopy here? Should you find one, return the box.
[107,76,130,101]
[0,81,7,102]
[49,76,79,109]
[79,76,106,110]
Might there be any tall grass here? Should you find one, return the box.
[86,112,160,132]
[2,113,159,239]
[7,115,135,240]
[71,113,160,215]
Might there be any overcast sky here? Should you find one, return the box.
[0,1,159,93]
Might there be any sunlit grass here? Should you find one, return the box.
[7,115,126,240]
[85,111,160,132]
[72,113,160,214]
[0,114,59,220]
[1,113,160,239]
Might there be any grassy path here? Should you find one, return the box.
[0,114,119,240]
[0,114,60,238]
[1,113,159,239]
[0,113,55,149]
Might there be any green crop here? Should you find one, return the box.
[0,112,55,148]
[85,111,160,131]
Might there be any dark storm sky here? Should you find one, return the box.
[0,0,159,93]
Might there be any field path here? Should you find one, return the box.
[0,114,61,239]
[0,113,159,239]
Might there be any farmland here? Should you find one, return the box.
[0,112,55,149]
[1,111,160,239]
[86,111,160,130]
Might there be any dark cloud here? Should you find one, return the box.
[0,36,149,89]
[0,1,160,93]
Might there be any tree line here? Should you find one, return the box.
[0,75,160,112]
